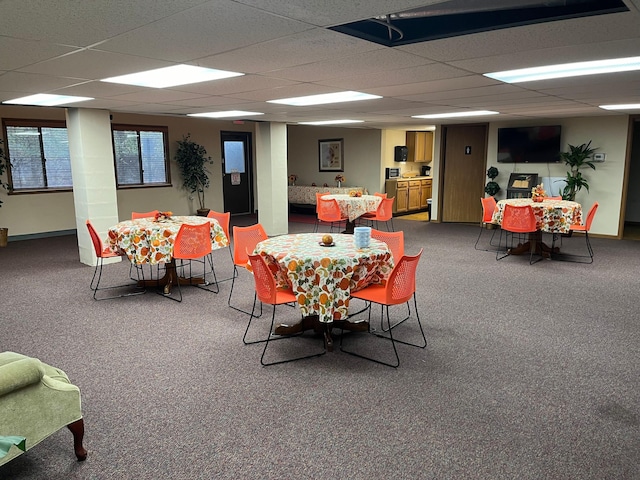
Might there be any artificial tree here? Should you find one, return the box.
[174,134,214,215]
[559,141,597,201]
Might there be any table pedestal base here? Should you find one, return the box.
[274,315,368,352]
[136,261,205,294]
[507,231,560,259]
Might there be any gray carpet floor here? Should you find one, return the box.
[1,217,639,479]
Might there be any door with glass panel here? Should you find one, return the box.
[221,131,253,215]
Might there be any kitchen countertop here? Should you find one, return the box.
[386,176,432,181]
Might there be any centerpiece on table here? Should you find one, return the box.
[349,190,362,197]
[288,174,298,186]
[335,174,345,187]
[154,211,173,222]
[531,183,546,202]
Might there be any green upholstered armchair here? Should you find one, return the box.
[0,352,87,466]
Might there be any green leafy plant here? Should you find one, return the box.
[484,166,500,197]
[174,134,213,211]
[559,141,597,201]
[0,138,11,208]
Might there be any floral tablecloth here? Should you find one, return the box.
[255,233,393,323]
[288,186,366,205]
[492,199,582,233]
[323,194,382,222]
[107,215,228,265]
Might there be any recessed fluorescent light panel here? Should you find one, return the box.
[3,94,94,106]
[485,56,640,83]
[268,91,381,106]
[187,111,263,118]
[599,103,640,111]
[101,65,243,88]
[298,120,364,125]
[412,110,498,119]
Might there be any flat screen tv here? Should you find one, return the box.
[497,125,562,163]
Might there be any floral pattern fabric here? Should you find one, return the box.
[323,194,382,222]
[107,216,228,265]
[288,186,366,205]
[492,199,582,233]
[254,233,393,323]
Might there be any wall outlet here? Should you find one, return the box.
[593,153,605,162]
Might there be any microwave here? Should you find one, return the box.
[385,167,401,179]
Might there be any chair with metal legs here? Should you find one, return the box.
[553,202,599,263]
[474,196,499,251]
[86,220,145,300]
[496,204,542,265]
[341,249,426,368]
[206,210,234,280]
[228,223,268,315]
[246,253,326,366]
[160,222,219,302]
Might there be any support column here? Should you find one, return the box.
[66,108,119,266]
[255,122,289,236]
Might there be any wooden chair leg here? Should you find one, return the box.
[67,418,87,461]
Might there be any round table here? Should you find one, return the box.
[322,194,382,233]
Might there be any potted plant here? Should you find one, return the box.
[0,138,10,247]
[559,141,597,201]
[174,134,214,216]
[484,166,501,197]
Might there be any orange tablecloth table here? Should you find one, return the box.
[491,198,582,257]
[255,233,392,323]
[107,215,228,291]
[322,194,382,233]
[254,233,393,349]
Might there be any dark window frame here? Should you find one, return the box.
[111,124,171,189]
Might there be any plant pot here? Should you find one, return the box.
[196,208,210,217]
[0,227,8,247]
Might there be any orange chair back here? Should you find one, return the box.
[131,210,159,219]
[373,192,387,198]
[370,229,404,262]
[86,220,106,257]
[383,249,423,305]
[173,223,212,260]
[317,197,343,222]
[374,197,395,221]
[480,197,497,223]
[207,210,231,240]
[315,192,330,213]
[545,196,562,200]
[232,224,268,268]
[584,202,599,230]
[501,204,537,233]
[247,253,278,304]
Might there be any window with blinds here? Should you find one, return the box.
[2,120,171,192]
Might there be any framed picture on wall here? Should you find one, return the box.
[319,139,344,172]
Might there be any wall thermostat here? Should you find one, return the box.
[593,153,606,162]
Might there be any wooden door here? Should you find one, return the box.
[441,125,487,223]
[396,182,409,212]
[408,181,421,210]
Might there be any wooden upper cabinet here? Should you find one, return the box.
[406,131,433,162]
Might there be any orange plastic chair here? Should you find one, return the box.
[162,222,219,302]
[207,210,234,275]
[370,228,404,263]
[228,223,268,314]
[496,204,541,264]
[131,210,159,219]
[245,253,326,366]
[545,196,562,200]
[361,197,395,231]
[556,202,599,263]
[474,196,499,251]
[86,220,145,300]
[373,192,387,198]
[314,197,347,233]
[341,249,426,368]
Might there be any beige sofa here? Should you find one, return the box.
[0,352,86,466]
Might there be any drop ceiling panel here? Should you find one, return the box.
[0,38,76,71]
[398,84,525,103]
[97,1,311,63]
[197,29,380,74]
[168,75,299,96]
[0,72,87,96]
[369,76,498,98]
[0,0,210,46]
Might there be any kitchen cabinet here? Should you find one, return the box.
[406,131,433,162]
[420,179,432,208]
[385,177,432,214]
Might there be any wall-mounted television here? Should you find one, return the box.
[497,125,562,163]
